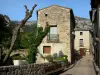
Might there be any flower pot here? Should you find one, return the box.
[13,60,27,65]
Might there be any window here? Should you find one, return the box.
[43,46,51,54]
[79,39,84,47]
[80,32,83,35]
[49,26,58,39]
[47,25,59,42]
[50,26,57,34]
[45,13,48,17]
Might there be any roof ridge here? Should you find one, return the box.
[37,4,71,11]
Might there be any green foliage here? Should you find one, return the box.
[20,23,37,49]
[0,15,21,50]
[20,32,30,48]
[0,14,12,44]
[27,44,37,63]
[11,54,26,60]
[27,25,50,63]
[2,37,11,49]
[55,55,68,63]
[23,22,37,32]
[44,54,68,63]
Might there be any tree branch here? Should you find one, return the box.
[3,4,37,63]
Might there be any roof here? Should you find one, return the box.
[36,5,75,28]
[75,29,93,34]
[75,29,91,31]
[37,5,72,11]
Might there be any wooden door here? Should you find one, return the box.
[80,48,85,56]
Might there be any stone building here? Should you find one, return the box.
[74,29,93,56]
[90,0,100,73]
[36,5,75,63]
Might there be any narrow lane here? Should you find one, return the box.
[60,54,96,75]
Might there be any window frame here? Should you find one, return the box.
[47,25,59,43]
[43,46,51,54]
[79,39,84,47]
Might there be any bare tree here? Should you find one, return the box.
[3,4,37,63]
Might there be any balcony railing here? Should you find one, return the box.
[47,34,59,43]
[79,44,84,47]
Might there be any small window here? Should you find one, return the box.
[43,46,51,54]
[45,13,48,17]
[80,32,83,35]
[79,39,84,47]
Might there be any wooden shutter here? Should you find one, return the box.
[43,46,51,54]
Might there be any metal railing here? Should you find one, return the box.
[47,34,59,43]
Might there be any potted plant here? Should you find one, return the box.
[11,53,28,65]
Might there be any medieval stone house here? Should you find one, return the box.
[74,29,93,56]
[36,5,75,63]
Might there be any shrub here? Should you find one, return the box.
[45,55,53,62]
[11,54,26,60]
[55,55,68,64]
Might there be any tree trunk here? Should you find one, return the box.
[3,4,37,63]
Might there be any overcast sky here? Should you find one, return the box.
[0,0,91,21]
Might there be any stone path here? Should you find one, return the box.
[60,54,96,75]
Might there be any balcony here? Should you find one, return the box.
[47,34,59,43]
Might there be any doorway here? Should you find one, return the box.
[80,48,86,56]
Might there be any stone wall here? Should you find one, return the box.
[0,63,64,75]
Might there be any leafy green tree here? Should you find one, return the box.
[20,23,37,49]
[0,14,12,50]
[27,24,50,63]
[0,14,12,65]
[0,14,11,44]
[20,32,30,48]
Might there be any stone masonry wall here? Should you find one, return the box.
[37,5,71,43]
[0,63,64,75]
